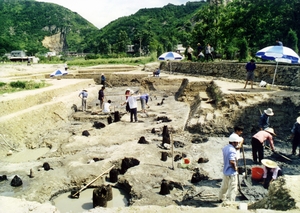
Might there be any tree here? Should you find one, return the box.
[286,29,298,53]
[238,37,248,61]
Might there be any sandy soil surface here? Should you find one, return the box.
[0,63,299,213]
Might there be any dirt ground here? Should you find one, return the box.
[0,63,300,213]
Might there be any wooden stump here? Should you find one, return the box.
[106,185,113,201]
[109,169,119,183]
[107,116,112,124]
[159,179,170,195]
[114,111,120,122]
[93,186,108,208]
[161,152,168,161]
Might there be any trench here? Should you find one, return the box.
[1,73,300,211]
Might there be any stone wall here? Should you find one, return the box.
[160,61,300,87]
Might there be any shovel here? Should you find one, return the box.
[265,145,292,161]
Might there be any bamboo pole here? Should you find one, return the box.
[71,165,115,198]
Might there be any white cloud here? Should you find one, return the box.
[36,0,192,28]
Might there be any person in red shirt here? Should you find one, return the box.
[251,128,276,164]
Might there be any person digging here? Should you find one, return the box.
[260,159,283,189]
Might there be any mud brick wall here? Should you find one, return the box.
[160,61,300,87]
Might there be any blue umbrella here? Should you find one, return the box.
[50,69,68,77]
[256,46,300,86]
[256,46,300,64]
[158,52,183,73]
[158,52,183,60]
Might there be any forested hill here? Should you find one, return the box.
[89,1,206,55]
[0,0,206,56]
[0,0,98,55]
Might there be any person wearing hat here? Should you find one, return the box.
[229,125,244,160]
[261,159,283,189]
[259,108,274,130]
[244,59,256,89]
[78,89,88,112]
[100,73,106,86]
[251,128,276,164]
[290,116,300,156]
[218,134,239,202]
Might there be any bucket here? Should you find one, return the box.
[251,167,264,180]
[180,158,191,169]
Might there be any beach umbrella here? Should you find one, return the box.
[158,51,183,60]
[256,46,300,86]
[50,69,68,77]
[158,52,183,73]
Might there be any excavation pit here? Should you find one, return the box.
[1,64,300,212]
[51,186,129,213]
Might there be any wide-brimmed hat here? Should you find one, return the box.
[264,108,274,116]
[264,127,276,136]
[261,159,277,168]
[229,134,242,142]
[297,116,300,124]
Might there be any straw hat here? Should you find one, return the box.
[264,108,274,116]
[229,134,242,142]
[297,116,300,124]
[261,159,277,168]
[264,127,276,136]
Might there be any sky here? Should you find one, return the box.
[36,0,192,29]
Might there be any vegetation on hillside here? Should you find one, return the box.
[0,80,48,94]
[0,0,300,62]
[0,0,98,56]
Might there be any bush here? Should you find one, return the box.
[85,54,100,60]
[10,81,26,89]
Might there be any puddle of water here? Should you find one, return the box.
[53,187,129,213]
[2,148,50,163]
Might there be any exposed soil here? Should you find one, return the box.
[0,63,300,213]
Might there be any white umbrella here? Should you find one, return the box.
[256,46,300,86]
[158,51,183,73]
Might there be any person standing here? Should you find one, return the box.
[261,159,283,189]
[244,59,256,89]
[140,93,150,113]
[259,108,274,130]
[125,88,131,113]
[187,45,193,61]
[205,43,214,62]
[229,126,244,160]
[98,86,105,110]
[218,134,239,202]
[251,128,276,164]
[100,73,106,86]
[197,43,204,60]
[290,116,300,156]
[78,89,88,112]
[122,91,140,122]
